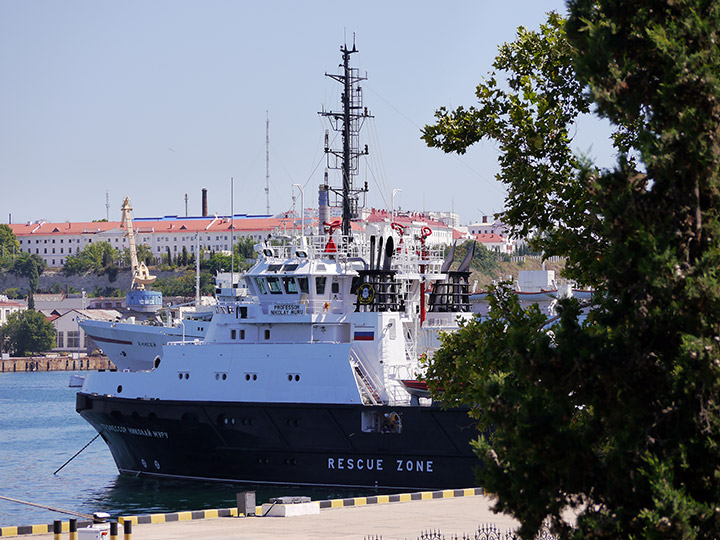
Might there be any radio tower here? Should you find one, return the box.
[319,40,372,236]
[105,190,110,221]
[265,111,270,215]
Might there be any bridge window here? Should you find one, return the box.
[282,277,298,294]
[266,277,282,294]
[255,278,268,294]
[315,277,326,295]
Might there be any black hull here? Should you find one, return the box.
[77,393,480,489]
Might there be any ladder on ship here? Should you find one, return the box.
[350,352,382,405]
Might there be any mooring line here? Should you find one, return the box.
[53,432,102,475]
[0,495,94,520]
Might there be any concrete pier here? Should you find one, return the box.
[1,490,524,539]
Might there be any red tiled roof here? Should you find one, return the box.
[0,299,25,308]
[474,233,507,243]
[8,217,296,237]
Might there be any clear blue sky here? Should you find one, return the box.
[0,1,612,226]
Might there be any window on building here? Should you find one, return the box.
[56,331,64,348]
[67,331,79,348]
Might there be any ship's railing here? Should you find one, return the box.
[263,232,450,279]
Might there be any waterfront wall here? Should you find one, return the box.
[0,269,178,294]
[0,355,116,373]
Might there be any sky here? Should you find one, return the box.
[0,1,614,227]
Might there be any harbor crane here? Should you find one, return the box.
[120,197,156,290]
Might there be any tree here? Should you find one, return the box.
[12,253,45,309]
[64,242,119,274]
[0,310,55,356]
[0,225,20,269]
[424,4,720,540]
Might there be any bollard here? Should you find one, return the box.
[123,520,132,540]
[110,522,118,540]
[53,520,62,540]
[69,518,77,540]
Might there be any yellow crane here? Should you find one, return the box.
[120,197,156,290]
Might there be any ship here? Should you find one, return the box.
[75,43,482,489]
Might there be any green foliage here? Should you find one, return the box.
[447,240,502,274]
[12,253,47,278]
[134,244,154,266]
[153,270,213,297]
[0,225,20,269]
[2,288,22,299]
[425,4,720,539]
[235,236,257,260]
[64,242,121,275]
[89,287,123,298]
[0,310,55,356]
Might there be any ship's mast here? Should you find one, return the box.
[319,42,372,237]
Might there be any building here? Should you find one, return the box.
[473,233,515,254]
[468,216,509,237]
[8,215,289,268]
[0,296,26,325]
[50,308,122,354]
[7,200,478,270]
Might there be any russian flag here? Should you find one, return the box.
[353,330,374,341]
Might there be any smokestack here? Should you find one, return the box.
[202,188,208,217]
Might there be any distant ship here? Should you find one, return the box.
[80,273,242,372]
[75,44,481,489]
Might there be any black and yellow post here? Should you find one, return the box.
[53,520,61,540]
[110,521,118,540]
[123,520,132,540]
[69,518,77,540]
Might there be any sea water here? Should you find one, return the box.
[0,371,387,527]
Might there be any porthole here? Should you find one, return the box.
[184,373,189,380]
[287,374,292,381]
[116,385,123,393]
[222,373,227,380]
[178,373,183,380]
[253,374,257,381]
[141,459,147,468]
[245,373,250,381]
[121,351,127,357]
[215,373,220,380]
[295,374,300,382]
[154,460,160,470]
[154,356,161,369]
